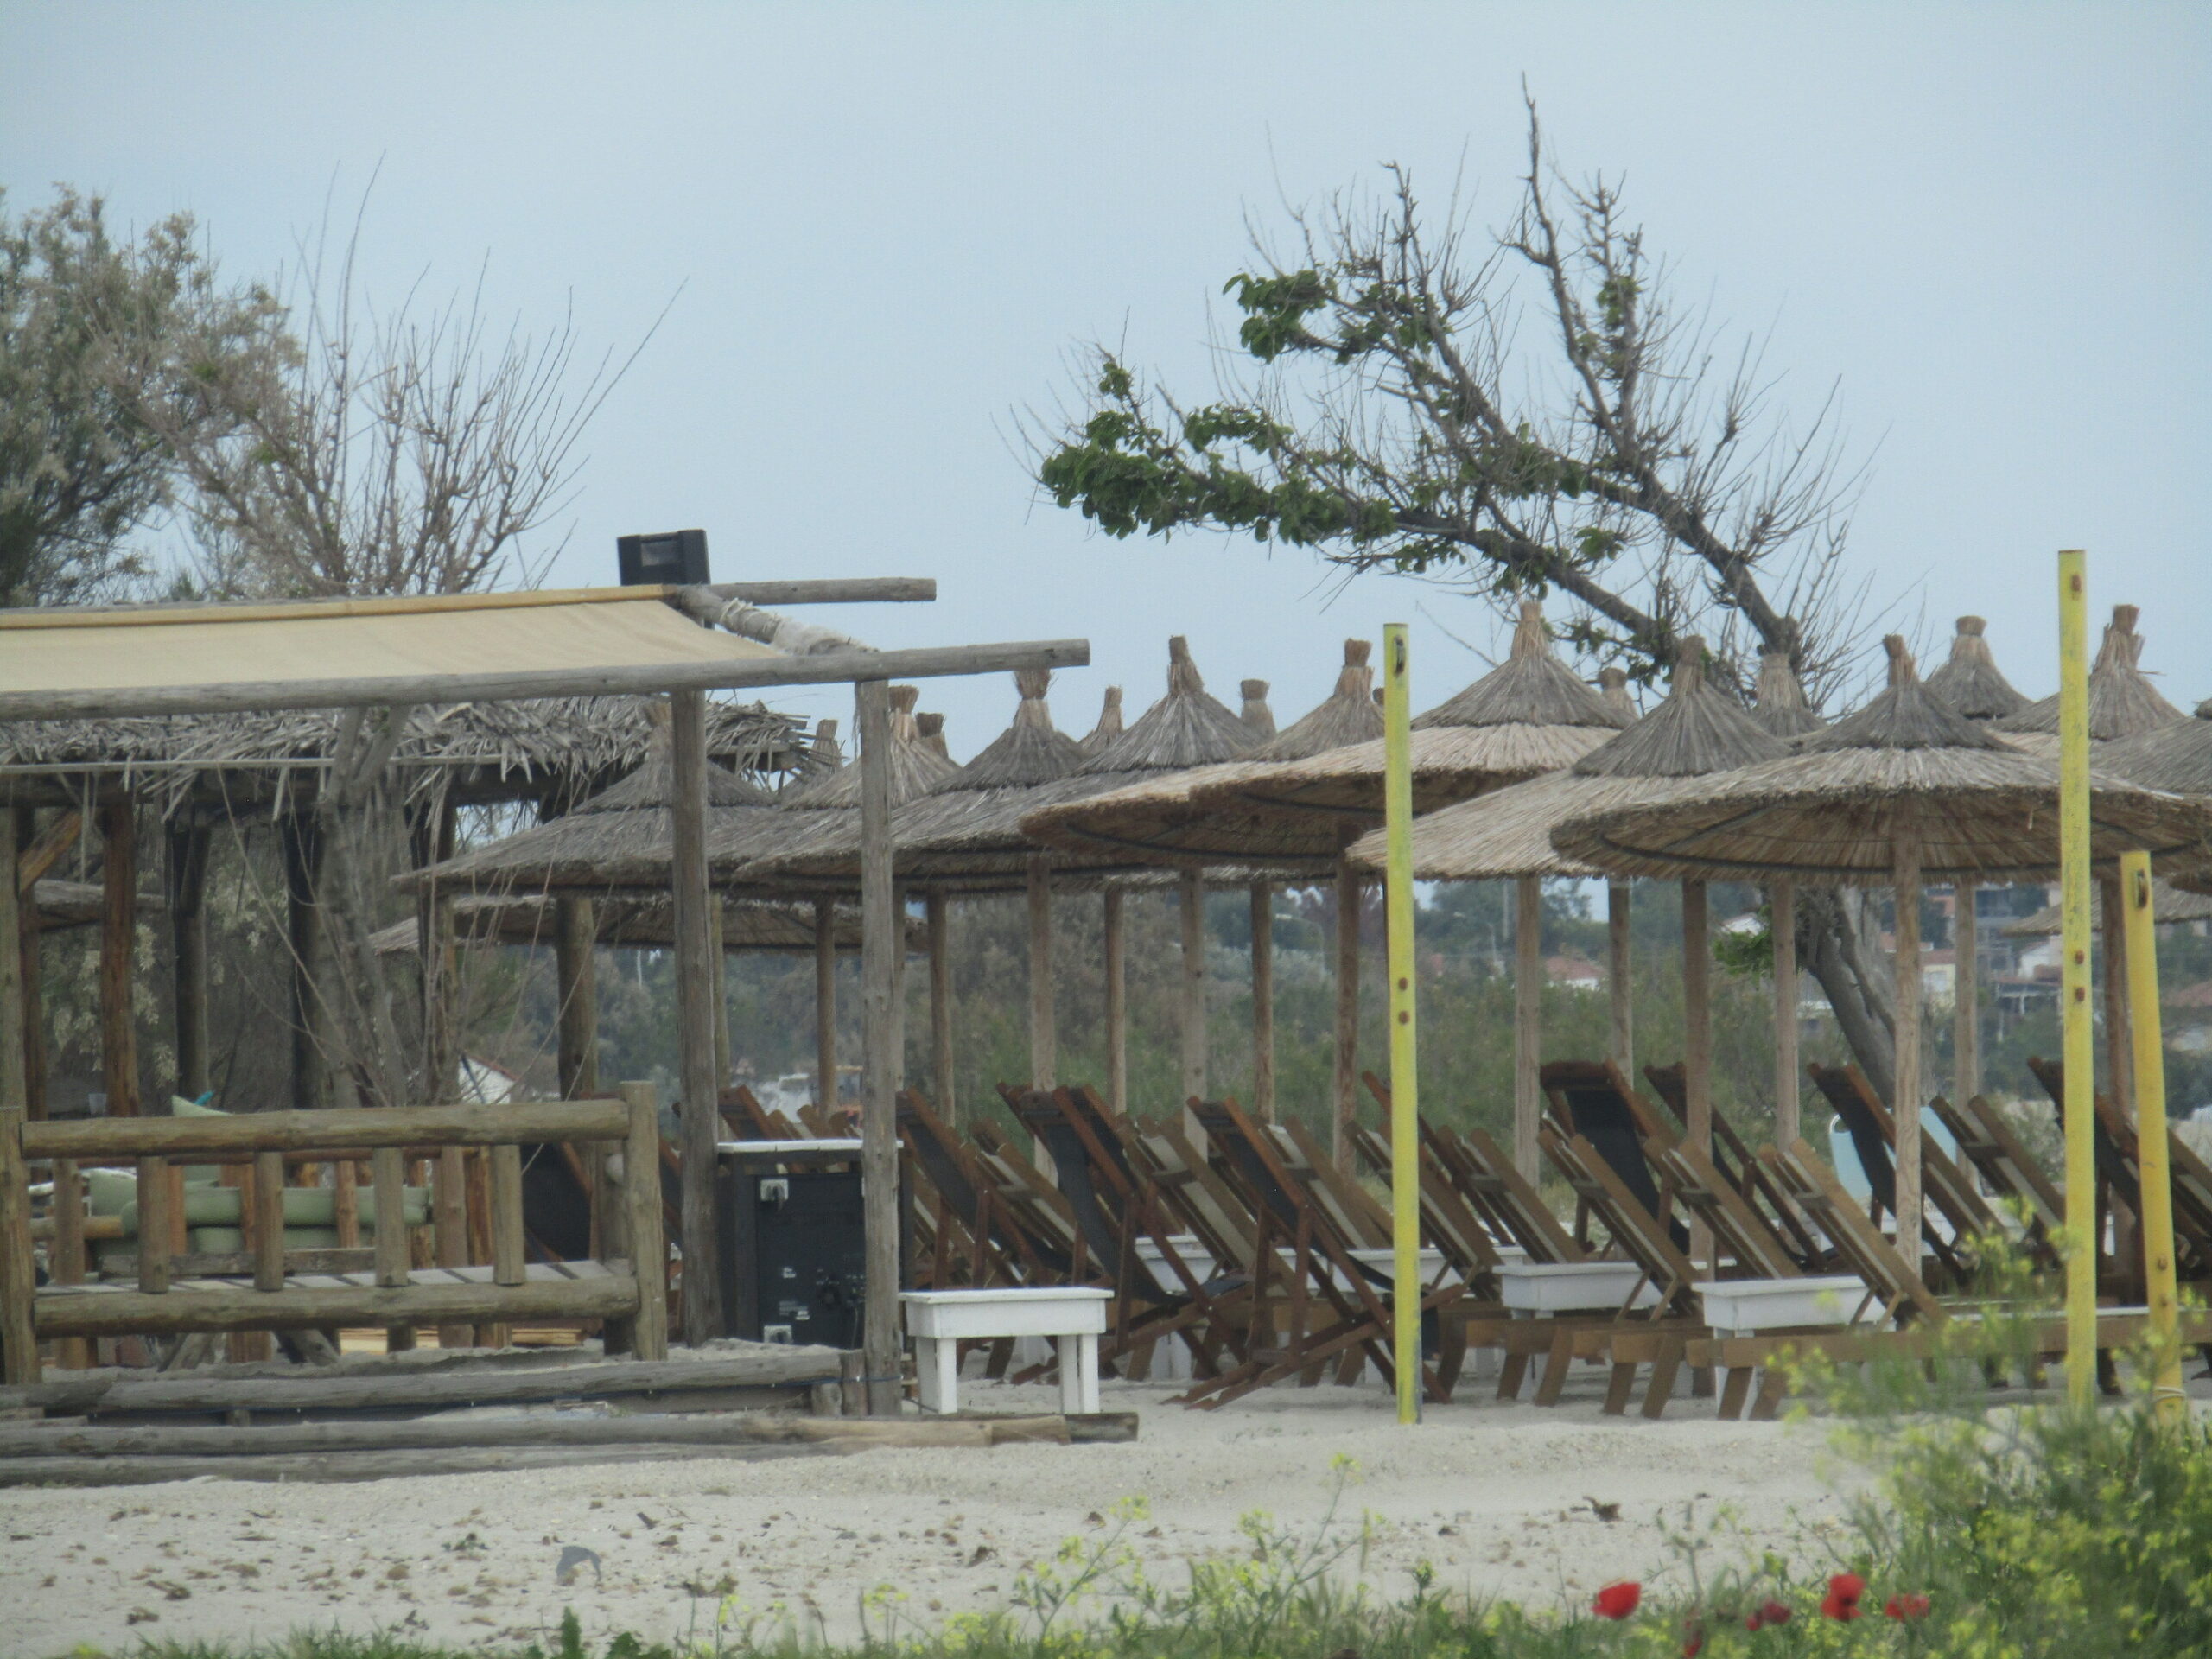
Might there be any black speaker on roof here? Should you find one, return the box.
[617,528,710,587]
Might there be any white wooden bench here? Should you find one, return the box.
[900,1287,1109,1415]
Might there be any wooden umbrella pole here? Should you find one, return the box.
[1103,887,1127,1117]
[282,815,321,1114]
[855,679,903,1416]
[1513,875,1544,1180]
[1681,879,1714,1274]
[1027,855,1057,1090]
[927,892,955,1123]
[14,809,44,1123]
[709,895,732,1096]
[2100,869,2134,1118]
[1772,879,1801,1151]
[554,895,600,1100]
[0,814,24,1119]
[1606,879,1633,1077]
[1953,884,1978,1110]
[1332,847,1361,1162]
[98,802,140,1118]
[813,897,837,1111]
[1250,880,1275,1122]
[1178,866,1206,1110]
[669,689,725,1344]
[1892,812,1924,1269]
[167,824,209,1102]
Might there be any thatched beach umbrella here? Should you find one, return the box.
[1923,616,2030,723]
[1350,638,1785,1184]
[1995,605,2184,753]
[2000,876,2212,938]
[368,890,909,956]
[1554,636,2212,1265]
[1745,650,1827,1149]
[1751,651,1829,742]
[1024,640,1385,1122]
[1078,687,1124,756]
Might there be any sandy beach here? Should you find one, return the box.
[4,1370,1866,1656]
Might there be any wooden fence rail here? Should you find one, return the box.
[0,1084,666,1384]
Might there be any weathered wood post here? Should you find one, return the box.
[166,823,210,1103]
[1892,814,1925,1268]
[1606,879,1633,1077]
[1250,880,1275,1122]
[0,814,34,1383]
[1772,878,1801,1151]
[1027,855,1056,1090]
[555,896,600,1101]
[98,801,140,1119]
[281,813,322,1114]
[1681,878,1713,1274]
[621,1080,671,1362]
[926,892,954,1122]
[1102,887,1127,1117]
[1514,874,1543,1180]
[1332,843,1362,1160]
[813,898,838,1111]
[1178,867,1206,1112]
[669,688,725,1344]
[857,678,903,1415]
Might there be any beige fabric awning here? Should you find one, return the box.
[0,588,773,699]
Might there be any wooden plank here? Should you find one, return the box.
[1102,887,1126,1118]
[32,1273,637,1339]
[0,639,1094,723]
[1027,856,1056,1089]
[856,678,901,1415]
[1250,880,1274,1122]
[15,808,82,893]
[669,688,724,1344]
[0,1109,35,1384]
[620,1082,669,1360]
[251,1152,286,1292]
[489,1144,525,1287]
[98,802,140,1118]
[24,1098,628,1160]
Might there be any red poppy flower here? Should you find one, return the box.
[1682,1636,1704,1657]
[1821,1573,1866,1622]
[1593,1581,1641,1619]
[1885,1592,1932,1620]
[1757,1599,1791,1627]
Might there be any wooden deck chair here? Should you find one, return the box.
[718,1085,791,1141]
[1649,1139,1807,1282]
[1274,1119,1392,1249]
[1643,1062,1826,1268]
[1175,1096,1459,1410]
[1363,1074,1584,1265]
[1929,1093,2064,1262]
[2027,1056,2212,1285]
[1760,1141,1946,1329]
[895,1090,1058,1288]
[1540,1061,1688,1251]
[1807,1063,1997,1281]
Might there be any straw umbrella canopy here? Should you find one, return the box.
[1920,615,2030,1107]
[2104,698,2212,906]
[1995,605,2185,754]
[1744,649,1827,1141]
[2001,876,2212,938]
[368,890,920,955]
[1751,651,1829,742]
[1350,638,1786,1183]
[1023,640,1385,1122]
[1078,686,1124,756]
[1554,635,2212,1265]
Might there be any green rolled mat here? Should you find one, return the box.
[116,1186,429,1236]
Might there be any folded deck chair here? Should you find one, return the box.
[2027,1057,2212,1286]
[1807,1063,1994,1281]
[1540,1061,1688,1251]
[1363,1077,1585,1267]
[1175,1096,1458,1410]
[895,1090,1061,1287]
[1643,1061,1826,1268]
[1929,1092,2064,1263]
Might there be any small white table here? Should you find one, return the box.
[900,1287,1111,1415]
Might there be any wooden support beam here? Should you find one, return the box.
[1027,856,1056,1090]
[165,823,210,1102]
[0,1107,33,1384]
[669,687,723,1344]
[13,809,45,1123]
[134,1154,172,1293]
[621,1080,670,1360]
[24,1099,628,1160]
[98,801,139,1118]
[813,898,838,1111]
[281,815,321,1114]
[489,1145,525,1287]
[1773,879,1800,1152]
[856,679,902,1415]
[1103,887,1126,1118]
[688,578,938,607]
[0,638,1092,723]
[1892,821,1924,1268]
[1514,874,1543,1181]
[1682,878,1714,1274]
[554,894,599,1100]
[14,807,81,893]
[1178,867,1206,1109]
[1606,879,1633,1077]
[927,892,954,1122]
[31,1273,637,1339]
[1953,882,1978,1112]
[1250,880,1274,1122]
[251,1152,285,1294]
[1332,849,1362,1161]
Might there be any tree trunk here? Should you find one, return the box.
[1798,887,1897,1107]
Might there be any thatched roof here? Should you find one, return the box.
[1597,666,1635,722]
[1020,639,1387,871]
[2001,877,2212,937]
[1177,602,1629,821]
[1554,637,2212,884]
[1923,616,2028,721]
[369,891,922,956]
[1078,687,1124,757]
[1751,652,1827,741]
[918,712,950,760]
[1348,637,1785,880]
[1994,605,2184,742]
[1239,681,1276,743]
[2100,698,2212,798]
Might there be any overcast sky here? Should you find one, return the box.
[4,3,2204,756]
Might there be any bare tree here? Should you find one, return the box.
[1031,99,1903,1085]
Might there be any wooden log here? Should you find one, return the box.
[2101,868,2133,1117]
[1250,880,1274,1122]
[856,679,901,1415]
[48,1155,89,1370]
[166,823,210,1102]
[1893,816,1923,1268]
[0,639,1095,724]
[418,796,459,1109]
[1027,855,1056,1089]
[0,1442,846,1485]
[555,894,600,1101]
[23,1099,628,1160]
[687,578,938,607]
[709,893,733,1090]
[134,1155,172,1294]
[432,1144,471,1349]
[1606,879,1633,1077]
[14,807,81,893]
[489,1144,525,1287]
[14,808,45,1123]
[251,1151,285,1293]
[33,1272,637,1339]
[1681,879,1713,1275]
[0,1109,35,1384]
[372,1147,411,1287]
[620,1080,670,1361]
[1772,878,1801,1152]
[926,892,954,1123]
[1953,882,1978,1111]
[0,815,22,1123]
[332,1158,359,1249]
[1102,887,1127,1117]
[1514,874,1543,1180]
[1332,848,1361,1161]
[669,688,724,1344]
[281,813,321,1114]
[1178,867,1206,1109]
[813,897,838,1110]
[0,1409,1110,1459]
[98,801,140,1118]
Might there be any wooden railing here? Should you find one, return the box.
[0,1084,667,1384]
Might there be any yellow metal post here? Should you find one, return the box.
[1382,623,1421,1425]
[2121,851,2186,1421]
[2057,549,2096,1408]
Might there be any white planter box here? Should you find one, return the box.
[899,1287,1111,1416]
[1496,1261,1662,1313]
[1695,1274,1869,1333]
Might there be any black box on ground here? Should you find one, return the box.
[716,1161,868,1350]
